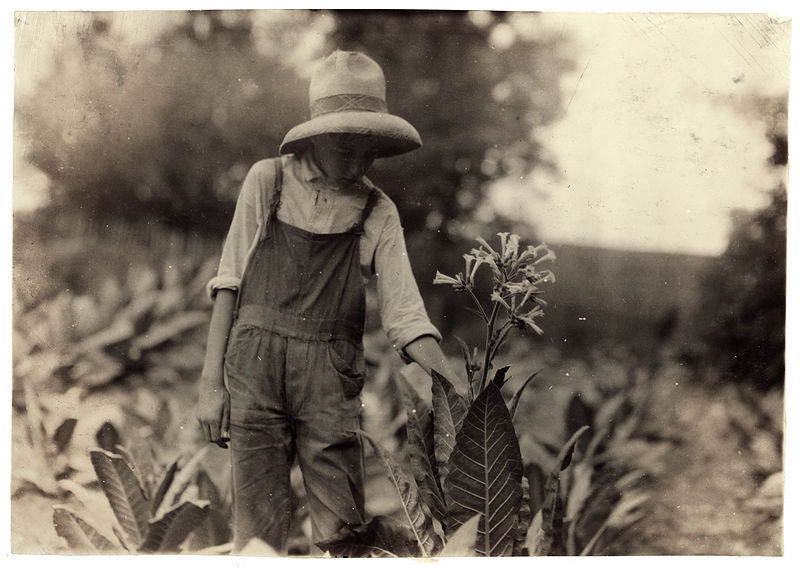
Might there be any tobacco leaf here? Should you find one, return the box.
[361,431,442,557]
[492,366,511,388]
[398,373,446,523]
[431,369,468,483]
[438,513,481,557]
[90,448,151,547]
[534,425,590,556]
[565,393,594,456]
[508,370,540,420]
[140,499,210,552]
[443,382,523,557]
[53,506,120,552]
[183,470,232,550]
[512,474,532,555]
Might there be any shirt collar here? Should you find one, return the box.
[299,151,325,184]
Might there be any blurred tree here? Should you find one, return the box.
[695,96,787,390]
[16,10,315,235]
[698,185,786,390]
[18,10,573,243]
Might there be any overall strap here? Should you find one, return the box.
[268,156,284,221]
[259,156,284,241]
[352,188,379,235]
[239,156,284,320]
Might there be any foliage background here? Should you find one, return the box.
[11,9,787,556]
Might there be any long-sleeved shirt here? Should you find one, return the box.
[207,152,441,353]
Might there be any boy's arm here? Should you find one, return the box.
[198,160,271,446]
[404,334,464,392]
[196,288,236,448]
[205,160,269,299]
[368,201,463,390]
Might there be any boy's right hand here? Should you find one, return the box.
[196,376,231,449]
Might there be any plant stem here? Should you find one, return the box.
[579,520,608,556]
[487,321,514,367]
[467,288,489,323]
[478,302,500,394]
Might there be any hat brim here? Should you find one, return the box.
[279,111,422,158]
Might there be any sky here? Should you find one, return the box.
[488,12,791,256]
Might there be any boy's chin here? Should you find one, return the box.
[332,177,360,188]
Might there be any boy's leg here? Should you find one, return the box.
[288,338,366,549]
[226,326,295,554]
[295,424,365,549]
[229,417,294,553]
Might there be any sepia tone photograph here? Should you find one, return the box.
[9,6,790,558]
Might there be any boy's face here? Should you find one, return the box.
[312,133,378,187]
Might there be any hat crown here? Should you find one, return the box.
[309,50,387,104]
[280,50,421,158]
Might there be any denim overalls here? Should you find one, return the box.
[224,157,379,553]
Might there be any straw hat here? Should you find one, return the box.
[279,50,422,158]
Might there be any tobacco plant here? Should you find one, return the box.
[52,444,231,553]
[319,233,592,557]
[13,255,213,495]
[433,232,556,399]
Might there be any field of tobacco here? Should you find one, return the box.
[10,226,783,556]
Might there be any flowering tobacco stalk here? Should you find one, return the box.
[434,232,556,397]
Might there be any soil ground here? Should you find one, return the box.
[607,378,783,555]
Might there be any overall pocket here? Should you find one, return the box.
[224,324,263,376]
[327,339,366,399]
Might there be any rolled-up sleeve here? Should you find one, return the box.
[374,204,442,354]
[206,160,269,299]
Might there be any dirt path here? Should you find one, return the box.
[611,378,783,555]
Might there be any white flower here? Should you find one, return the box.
[533,269,556,284]
[490,290,511,309]
[463,253,486,287]
[499,232,520,263]
[433,271,469,291]
[534,249,557,265]
[515,305,546,335]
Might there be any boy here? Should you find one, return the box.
[196,50,459,554]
